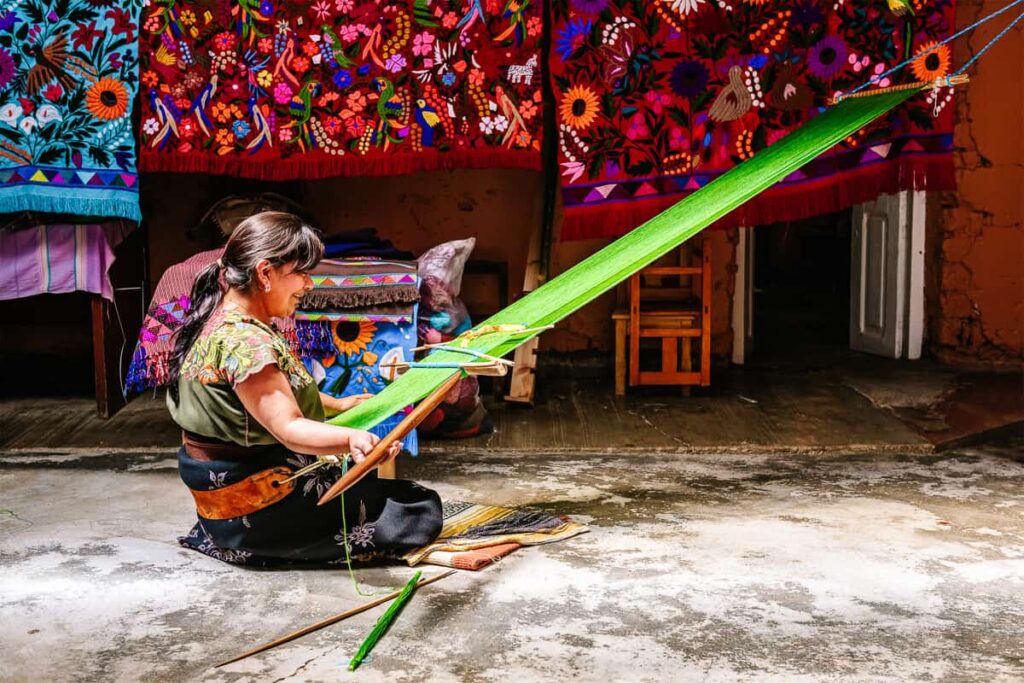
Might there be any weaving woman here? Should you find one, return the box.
[168,212,443,566]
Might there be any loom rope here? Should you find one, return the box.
[837,0,1023,102]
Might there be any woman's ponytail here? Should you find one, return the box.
[167,262,224,402]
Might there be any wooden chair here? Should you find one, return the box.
[613,237,711,395]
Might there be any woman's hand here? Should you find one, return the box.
[319,392,373,417]
[348,430,402,464]
[337,393,373,412]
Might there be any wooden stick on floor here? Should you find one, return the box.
[214,569,457,668]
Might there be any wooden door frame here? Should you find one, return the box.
[731,191,926,362]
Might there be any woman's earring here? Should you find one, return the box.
[263,283,271,292]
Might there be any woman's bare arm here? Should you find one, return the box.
[236,365,399,463]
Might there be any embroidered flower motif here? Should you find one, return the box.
[36,104,61,125]
[311,0,331,20]
[571,0,610,15]
[85,77,129,120]
[257,70,274,88]
[143,117,159,134]
[412,32,434,57]
[215,128,235,146]
[347,502,377,549]
[42,84,63,102]
[385,54,407,73]
[670,60,709,99]
[332,319,376,357]
[910,41,951,82]
[667,0,705,15]
[808,36,847,80]
[232,120,251,138]
[0,103,22,126]
[273,82,294,105]
[279,127,294,142]
[559,84,599,131]
[555,18,591,61]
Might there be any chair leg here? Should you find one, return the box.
[615,319,627,396]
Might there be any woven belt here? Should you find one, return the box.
[189,467,296,520]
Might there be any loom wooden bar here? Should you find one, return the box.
[318,372,462,505]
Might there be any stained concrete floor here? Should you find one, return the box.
[2,434,1023,682]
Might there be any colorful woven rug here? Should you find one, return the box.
[404,500,589,566]
[551,0,956,239]
[138,0,543,179]
[0,0,142,221]
[0,221,133,301]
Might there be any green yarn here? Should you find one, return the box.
[348,570,422,671]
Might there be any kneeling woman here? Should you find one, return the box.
[168,212,442,566]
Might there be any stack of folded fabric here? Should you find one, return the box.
[289,259,422,453]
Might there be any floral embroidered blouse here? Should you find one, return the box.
[168,306,324,446]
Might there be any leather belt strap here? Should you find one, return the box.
[189,467,296,520]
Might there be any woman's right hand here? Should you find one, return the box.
[348,430,402,464]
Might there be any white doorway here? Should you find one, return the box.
[732,191,926,364]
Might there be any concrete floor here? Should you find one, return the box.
[3,436,1023,682]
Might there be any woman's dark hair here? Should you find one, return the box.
[168,211,323,400]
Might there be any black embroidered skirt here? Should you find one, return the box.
[177,447,443,567]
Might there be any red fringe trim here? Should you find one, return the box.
[560,157,956,241]
[140,148,542,180]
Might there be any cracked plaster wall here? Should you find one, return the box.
[927,0,1023,367]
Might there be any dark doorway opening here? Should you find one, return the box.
[751,209,852,368]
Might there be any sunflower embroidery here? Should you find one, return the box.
[86,77,129,120]
[332,319,376,357]
[559,84,599,131]
[910,41,951,82]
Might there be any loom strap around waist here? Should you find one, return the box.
[188,467,296,520]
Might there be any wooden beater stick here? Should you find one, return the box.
[317,372,463,506]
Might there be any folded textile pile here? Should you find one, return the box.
[404,500,588,568]
[295,259,421,453]
[416,238,492,439]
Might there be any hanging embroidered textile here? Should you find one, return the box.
[550,0,956,239]
[0,221,133,300]
[0,0,142,221]
[138,0,544,179]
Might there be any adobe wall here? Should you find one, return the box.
[927,1,1023,367]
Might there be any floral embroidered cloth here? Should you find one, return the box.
[139,0,544,179]
[0,0,141,221]
[551,0,956,239]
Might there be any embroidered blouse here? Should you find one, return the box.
[168,306,324,446]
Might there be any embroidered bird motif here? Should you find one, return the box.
[414,99,442,147]
[27,34,76,96]
[148,90,179,149]
[190,75,218,137]
[709,66,753,122]
[494,85,527,148]
[494,0,530,46]
[320,24,354,68]
[457,0,487,33]
[246,97,273,153]
[372,77,409,146]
